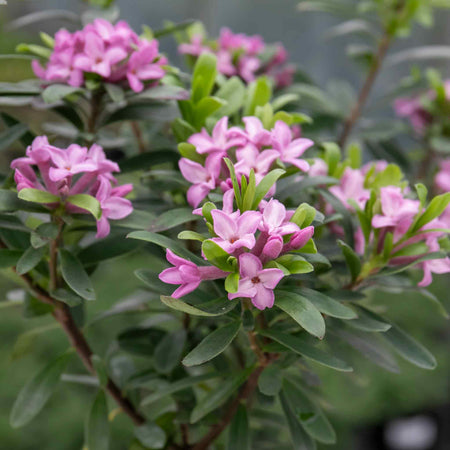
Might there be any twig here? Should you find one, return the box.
[131,122,146,154]
[338,32,391,148]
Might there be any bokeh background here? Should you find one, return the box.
[0,1,449,449]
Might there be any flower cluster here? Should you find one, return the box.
[11,136,133,238]
[160,196,314,310]
[321,160,450,286]
[32,19,167,93]
[179,27,295,88]
[394,80,450,135]
[179,117,313,207]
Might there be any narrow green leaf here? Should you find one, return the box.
[202,239,235,271]
[299,288,357,319]
[59,249,96,301]
[275,290,326,339]
[337,239,361,282]
[149,208,196,232]
[10,353,71,428]
[192,53,217,102]
[134,423,166,449]
[182,321,241,366]
[154,330,186,374]
[346,306,391,332]
[67,194,102,220]
[91,355,108,388]
[160,295,237,317]
[227,405,250,450]
[42,84,82,104]
[252,169,285,208]
[18,188,59,204]
[244,76,272,116]
[0,249,23,268]
[0,123,29,151]
[260,329,352,372]
[412,193,450,232]
[85,390,109,450]
[16,246,46,275]
[258,365,283,396]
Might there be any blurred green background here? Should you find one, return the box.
[0,1,449,449]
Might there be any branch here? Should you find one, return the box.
[191,364,266,450]
[338,32,391,148]
[16,271,146,426]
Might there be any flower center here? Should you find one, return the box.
[251,276,260,284]
[229,236,238,243]
[95,57,102,64]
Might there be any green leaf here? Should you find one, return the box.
[16,246,46,275]
[119,149,179,173]
[0,123,29,151]
[18,188,59,204]
[279,391,317,450]
[227,405,250,450]
[130,84,189,101]
[194,96,226,127]
[412,193,450,232]
[10,323,59,361]
[134,423,166,449]
[415,183,428,208]
[178,230,206,242]
[10,353,71,428]
[252,169,285,209]
[299,288,357,319]
[42,84,82,104]
[225,272,239,293]
[160,296,237,316]
[192,53,217,103]
[244,76,272,116]
[258,365,283,396]
[118,327,166,356]
[59,249,96,301]
[202,239,235,271]
[0,249,23,268]
[260,329,352,372]
[275,290,326,339]
[141,373,222,406]
[50,288,83,307]
[67,194,102,220]
[149,208,196,232]
[0,190,47,214]
[322,142,341,176]
[214,77,246,117]
[182,321,241,366]
[337,239,361,282]
[127,230,204,265]
[383,324,436,370]
[346,306,391,332]
[154,330,186,374]
[283,379,336,444]
[91,355,108,388]
[190,367,252,423]
[78,235,140,265]
[85,391,109,450]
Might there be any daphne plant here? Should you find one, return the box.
[0,2,449,450]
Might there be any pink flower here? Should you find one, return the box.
[435,159,450,193]
[308,158,328,177]
[329,167,370,211]
[188,117,246,155]
[418,239,450,287]
[159,249,228,298]
[238,56,260,83]
[218,28,265,55]
[394,97,432,135]
[372,187,420,233]
[126,41,165,93]
[228,253,283,310]
[74,32,127,77]
[241,117,272,147]
[259,199,299,236]
[178,34,210,56]
[211,209,261,254]
[282,226,315,253]
[270,121,312,171]
[93,178,133,238]
[179,155,222,208]
[48,144,98,182]
[234,145,279,184]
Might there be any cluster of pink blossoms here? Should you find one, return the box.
[394,80,450,135]
[326,162,450,286]
[179,117,313,208]
[11,136,133,238]
[32,19,166,93]
[160,196,314,309]
[179,27,295,88]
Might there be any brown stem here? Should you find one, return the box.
[131,122,146,154]
[16,271,145,426]
[338,32,391,148]
[191,365,266,450]
[87,90,103,138]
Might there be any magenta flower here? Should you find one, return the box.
[159,249,228,298]
[74,31,127,77]
[126,41,166,93]
[282,226,315,253]
[259,198,299,236]
[234,145,279,184]
[372,187,420,232]
[188,117,246,155]
[241,117,272,147]
[435,159,450,193]
[270,121,312,171]
[48,144,98,182]
[178,34,210,56]
[179,155,222,208]
[329,167,370,211]
[228,253,284,310]
[93,178,133,238]
[418,239,450,287]
[238,56,260,83]
[394,97,432,135]
[218,28,265,55]
[211,209,261,254]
